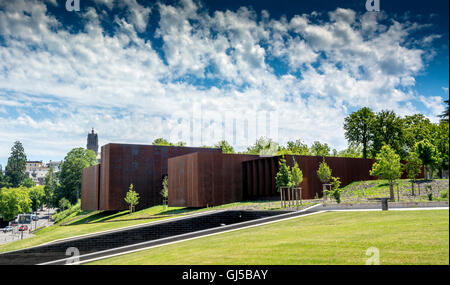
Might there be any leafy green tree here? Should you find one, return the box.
[338,145,363,158]
[160,176,168,203]
[29,186,45,212]
[124,184,140,213]
[44,166,58,208]
[57,148,97,204]
[275,156,291,192]
[174,141,187,147]
[325,176,343,203]
[414,139,439,179]
[405,152,423,195]
[5,141,27,187]
[317,159,332,184]
[247,137,279,156]
[290,159,303,187]
[281,140,311,155]
[214,140,235,154]
[152,138,172,146]
[403,114,433,153]
[343,107,375,159]
[0,165,10,189]
[431,121,449,177]
[0,187,32,221]
[58,198,71,212]
[370,145,403,201]
[310,141,331,157]
[21,177,36,188]
[438,99,449,123]
[370,110,406,159]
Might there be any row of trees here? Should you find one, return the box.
[343,108,449,176]
[0,142,98,221]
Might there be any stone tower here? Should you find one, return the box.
[87,128,99,156]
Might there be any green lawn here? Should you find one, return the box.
[89,210,449,265]
[0,200,298,254]
[340,179,449,202]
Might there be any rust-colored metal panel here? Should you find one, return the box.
[168,152,258,207]
[94,144,221,211]
[243,155,381,200]
[81,164,100,211]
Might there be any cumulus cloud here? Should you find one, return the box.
[0,0,443,163]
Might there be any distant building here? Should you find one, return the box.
[87,128,99,156]
[25,160,61,185]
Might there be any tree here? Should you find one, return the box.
[0,165,10,189]
[275,156,291,192]
[414,139,439,179]
[57,148,97,204]
[403,114,433,153]
[431,121,449,177]
[317,159,332,184]
[438,99,449,123]
[405,152,423,196]
[152,138,172,146]
[29,186,45,212]
[369,145,403,201]
[44,166,58,208]
[281,140,311,155]
[290,159,303,187]
[325,176,343,203]
[370,110,406,159]
[343,107,375,159]
[58,198,71,212]
[124,184,140,213]
[5,141,27,187]
[338,145,363,158]
[21,177,36,188]
[160,176,168,204]
[247,137,279,156]
[310,141,330,157]
[214,140,235,154]
[0,187,31,221]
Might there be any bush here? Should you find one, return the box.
[53,200,81,224]
[440,190,449,199]
[58,198,71,212]
[325,176,343,203]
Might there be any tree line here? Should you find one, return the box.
[0,141,97,221]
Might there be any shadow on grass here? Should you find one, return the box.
[69,211,127,225]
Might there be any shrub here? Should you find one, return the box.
[440,190,449,199]
[58,198,71,212]
[325,176,343,203]
[317,159,332,184]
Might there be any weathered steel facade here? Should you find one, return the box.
[81,164,101,211]
[81,144,221,211]
[168,152,258,207]
[243,155,378,200]
[82,143,421,211]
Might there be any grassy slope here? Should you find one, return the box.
[0,200,296,253]
[340,179,449,202]
[89,210,449,265]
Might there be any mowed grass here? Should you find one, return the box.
[89,210,449,265]
[0,200,291,254]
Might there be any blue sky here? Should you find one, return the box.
[0,0,448,166]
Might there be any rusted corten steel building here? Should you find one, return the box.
[242,155,377,201]
[81,144,221,211]
[168,153,379,207]
[168,152,259,207]
[82,143,413,210]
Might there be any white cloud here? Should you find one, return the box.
[0,0,442,164]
